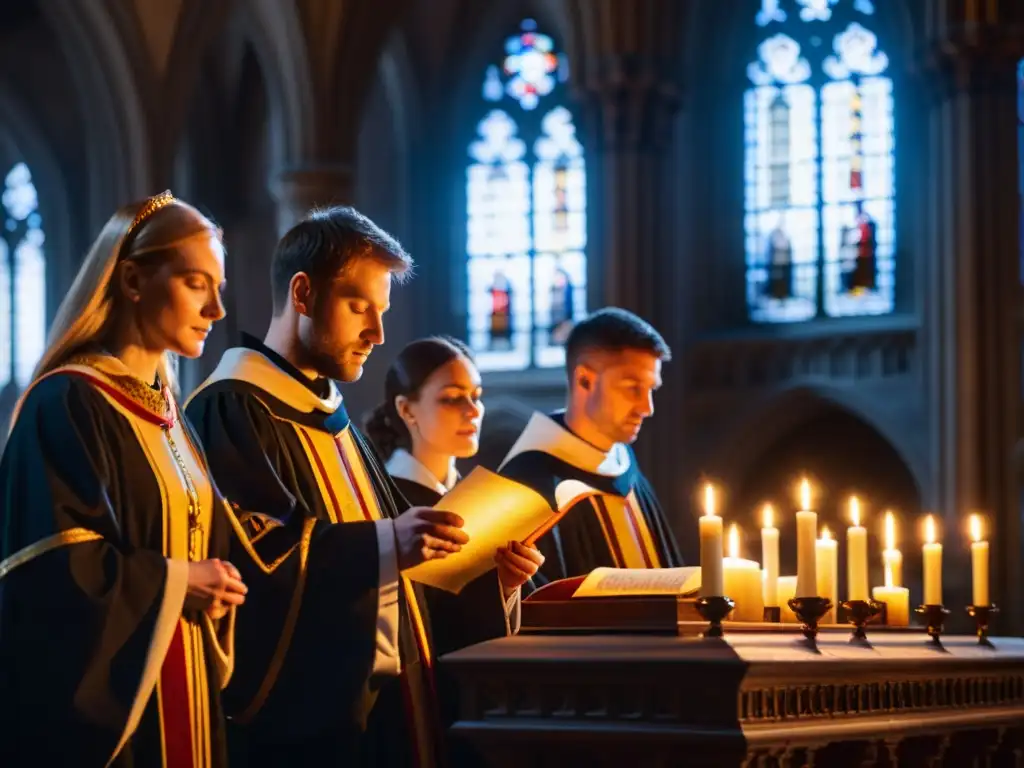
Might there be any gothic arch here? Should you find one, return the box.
[39,0,152,227]
[703,384,929,498]
[0,82,73,318]
[162,0,316,169]
[682,0,915,86]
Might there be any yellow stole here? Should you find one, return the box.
[54,360,222,768]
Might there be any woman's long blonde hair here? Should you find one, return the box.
[29,192,221,392]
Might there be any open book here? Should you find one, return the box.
[402,466,554,594]
[572,566,702,598]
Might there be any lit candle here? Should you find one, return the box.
[723,524,764,622]
[922,514,942,606]
[846,496,869,601]
[872,563,910,626]
[970,514,989,606]
[761,504,779,607]
[882,510,903,587]
[777,576,798,622]
[795,478,818,597]
[816,526,838,623]
[699,484,724,597]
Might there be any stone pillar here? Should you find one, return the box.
[569,0,687,523]
[270,165,354,236]
[920,13,1024,631]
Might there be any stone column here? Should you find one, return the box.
[920,12,1024,631]
[569,0,688,523]
[270,165,354,236]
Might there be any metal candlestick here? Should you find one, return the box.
[915,604,950,648]
[788,596,832,648]
[841,599,883,645]
[966,604,998,647]
[695,596,735,638]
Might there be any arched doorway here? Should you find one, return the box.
[727,404,922,601]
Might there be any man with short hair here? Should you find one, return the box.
[187,206,466,766]
[498,307,683,584]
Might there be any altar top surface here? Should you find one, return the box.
[442,632,1024,668]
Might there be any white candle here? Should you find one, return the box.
[777,575,798,622]
[846,496,869,601]
[699,484,724,597]
[922,514,942,606]
[816,526,838,623]
[723,524,764,622]
[882,510,903,587]
[795,479,818,597]
[970,514,990,606]
[873,563,910,626]
[761,504,779,607]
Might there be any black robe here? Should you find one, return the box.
[185,340,440,768]
[0,355,235,767]
[389,475,518,767]
[498,411,682,586]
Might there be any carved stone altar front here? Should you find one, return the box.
[442,632,1024,767]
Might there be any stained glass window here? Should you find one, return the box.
[467,18,585,371]
[745,0,893,323]
[1,162,45,390]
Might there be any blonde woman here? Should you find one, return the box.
[0,192,246,767]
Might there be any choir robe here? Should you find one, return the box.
[385,450,520,765]
[185,342,440,768]
[498,411,682,586]
[0,354,235,768]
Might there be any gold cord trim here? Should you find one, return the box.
[233,515,315,723]
[0,528,104,581]
[221,502,301,575]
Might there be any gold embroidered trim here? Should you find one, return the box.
[0,528,104,580]
[64,354,172,421]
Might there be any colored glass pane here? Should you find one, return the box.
[746,0,894,323]
[467,21,586,371]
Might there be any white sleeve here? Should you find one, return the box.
[371,519,402,676]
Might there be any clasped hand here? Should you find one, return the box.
[186,558,248,619]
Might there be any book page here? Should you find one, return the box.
[403,466,553,594]
[572,566,702,598]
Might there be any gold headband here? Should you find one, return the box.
[125,190,176,239]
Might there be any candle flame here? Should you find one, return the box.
[970,514,983,543]
[703,483,716,517]
[762,503,774,529]
[850,496,861,527]
[820,525,832,541]
[884,510,897,550]
[799,478,811,511]
[728,523,740,559]
[925,514,936,545]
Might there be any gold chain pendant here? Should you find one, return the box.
[165,427,203,562]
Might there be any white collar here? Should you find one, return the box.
[194,347,342,414]
[498,411,631,477]
[385,448,458,495]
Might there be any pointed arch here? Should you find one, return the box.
[456,8,588,373]
[39,0,153,226]
[702,383,929,501]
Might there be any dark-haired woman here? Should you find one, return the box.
[365,336,543,764]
